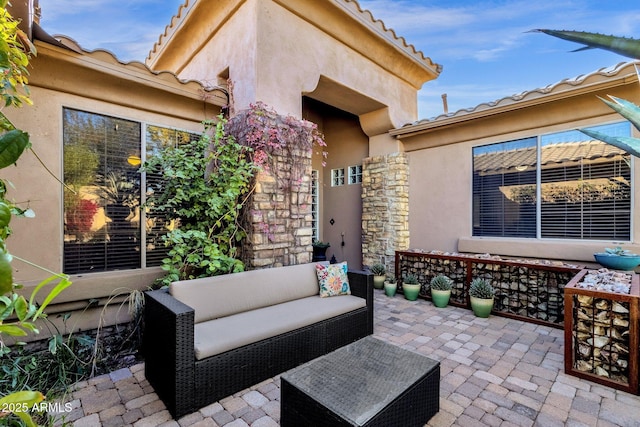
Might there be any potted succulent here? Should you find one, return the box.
[371,263,386,289]
[468,278,495,318]
[312,240,331,262]
[383,275,397,297]
[430,275,453,308]
[594,246,640,271]
[402,273,421,301]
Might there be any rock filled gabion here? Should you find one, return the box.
[572,293,631,384]
[396,250,580,326]
[574,268,632,294]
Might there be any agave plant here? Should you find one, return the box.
[370,263,386,276]
[430,275,453,291]
[403,273,419,285]
[605,246,638,257]
[534,29,640,158]
[469,278,495,299]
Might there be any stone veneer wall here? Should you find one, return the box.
[242,147,314,268]
[361,152,410,274]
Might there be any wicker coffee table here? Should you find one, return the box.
[280,336,440,426]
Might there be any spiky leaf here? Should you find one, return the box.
[579,128,640,159]
[532,29,640,59]
[598,96,640,133]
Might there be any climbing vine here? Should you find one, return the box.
[224,101,326,191]
[142,117,257,285]
[145,101,327,277]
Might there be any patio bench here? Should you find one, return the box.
[143,262,373,418]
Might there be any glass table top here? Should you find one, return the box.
[281,336,439,426]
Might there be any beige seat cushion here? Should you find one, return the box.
[193,295,365,360]
[170,263,323,323]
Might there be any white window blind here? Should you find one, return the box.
[473,122,631,241]
[63,108,199,274]
[63,108,141,273]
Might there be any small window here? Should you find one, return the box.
[331,168,345,186]
[311,170,319,242]
[348,165,362,184]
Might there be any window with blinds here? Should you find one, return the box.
[473,122,631,241]
[63,108,199,274]
[144,125,200,266]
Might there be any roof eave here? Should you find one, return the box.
[33,39,227,107]
[392,61,640,138]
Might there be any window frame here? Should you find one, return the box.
[348,164,363,185]
[62,107,200,274]
[471,121,633,243]
[331,168,345,187]
[311,169,320,242]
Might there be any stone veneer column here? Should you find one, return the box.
[242,147,314,268]
[361,152,410,274]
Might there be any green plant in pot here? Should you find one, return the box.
[430,275,453,308]
[468,278,495,318]
[402,274,421,301]
[370,263,386,289]
[384,275,397,297]
[593,246,640,271]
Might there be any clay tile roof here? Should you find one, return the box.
[34,28,224,104]
[398,60,640,130]
[474,140,627,174]
[341,0,442,73]
[147,0,442,74]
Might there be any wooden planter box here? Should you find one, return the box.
[395,250,581,328]
[564,269,639,394]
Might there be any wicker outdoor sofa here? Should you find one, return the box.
[143,262,374,418]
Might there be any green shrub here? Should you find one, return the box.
[142,117,256,285]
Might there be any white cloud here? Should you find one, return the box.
[38,0,184,61]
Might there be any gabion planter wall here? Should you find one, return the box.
[564,269,639,394]
[395,250,581,328]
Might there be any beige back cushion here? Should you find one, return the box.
[169,262,322,323]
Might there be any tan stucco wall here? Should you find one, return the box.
[304,99,368,268]
[322,111,368,269]
[151,0,435,132]
[2,43,221,338]
[403,79,640,263]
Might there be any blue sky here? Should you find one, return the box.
[38,0,640,121]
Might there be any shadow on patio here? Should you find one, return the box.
[54,291,640,427]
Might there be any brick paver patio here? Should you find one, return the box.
[52,291,640,426]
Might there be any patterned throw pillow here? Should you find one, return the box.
[316,262,351,297]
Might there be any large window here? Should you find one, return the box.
[473,122,631,241]
[63,108,198,274]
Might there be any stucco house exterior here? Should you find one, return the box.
[5,0,440,335]
[393,61,640,263]
[5,0,640,337]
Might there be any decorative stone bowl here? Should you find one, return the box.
[594,253,640,271]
